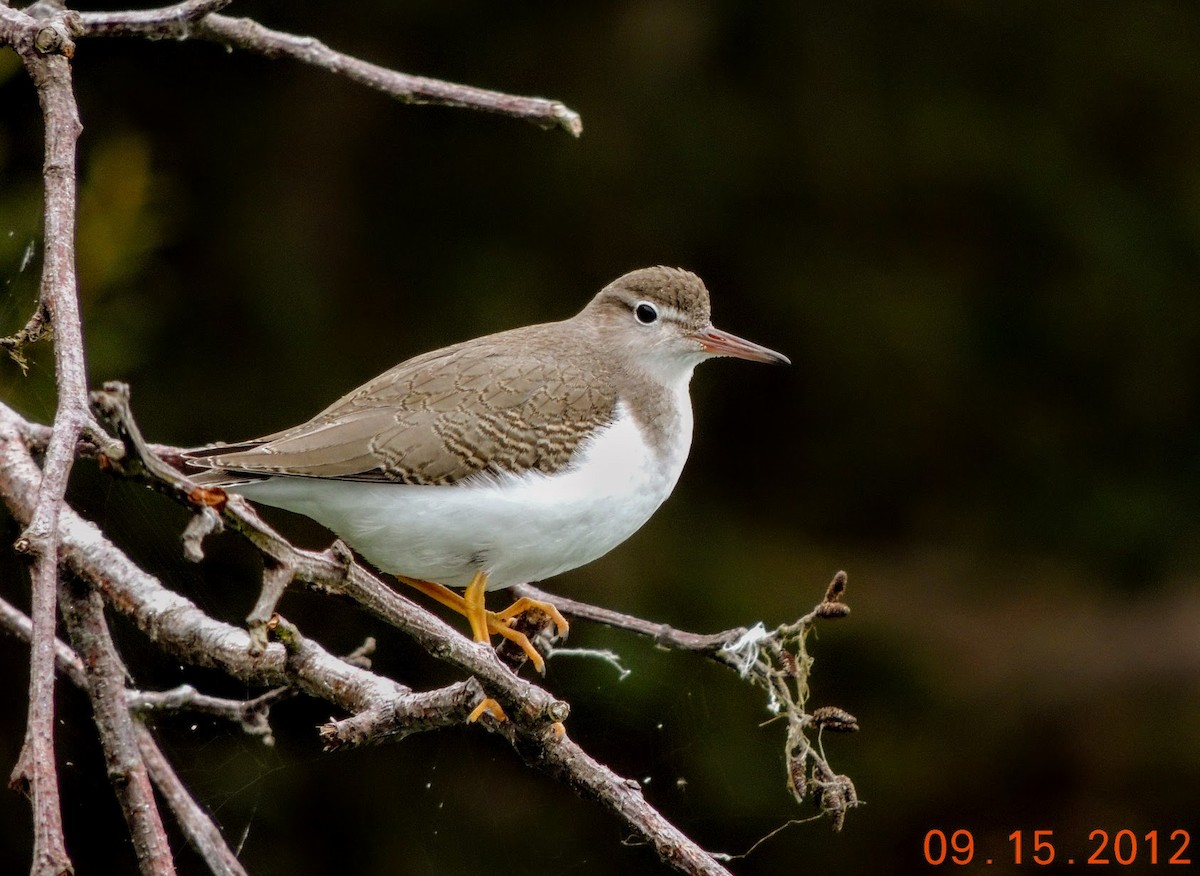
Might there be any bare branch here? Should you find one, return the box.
[0,594,249,876]
[181,506,222,562]
[0,6,38,52]
[0,590,288,746]
[134,728,248,876]
[319,678,482,751]
[74,0,230,35]
[1,7,87,874]
[58,580,177,876]
[128,685,293,746]
[523,732,733,876]
[75,8,583,136]
[315,689,735,875]
[0,405,458,725]
[245,560,294,654]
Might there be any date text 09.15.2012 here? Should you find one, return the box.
[924,829,1192,867]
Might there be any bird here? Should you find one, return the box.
[185,267,788,684]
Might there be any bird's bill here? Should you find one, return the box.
[694,326,790,365]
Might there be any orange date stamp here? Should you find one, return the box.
[923,829,1193,867]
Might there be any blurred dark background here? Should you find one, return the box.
[3,2,1200,873]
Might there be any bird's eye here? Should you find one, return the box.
[634,302,659,325]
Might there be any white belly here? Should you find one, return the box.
[233,401,693,589]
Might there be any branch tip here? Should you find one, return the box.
[181,507,222,562]
[824,570,848,603]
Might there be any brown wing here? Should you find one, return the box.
[189,323,619,485]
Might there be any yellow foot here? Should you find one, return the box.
[395,573,570,674]
[486,598,570,674]
[493,596,570,640]
[467,697,507,723]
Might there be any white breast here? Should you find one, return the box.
[234,389,694,590]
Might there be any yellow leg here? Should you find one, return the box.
[463,570,490,643]
[395,575,469,613]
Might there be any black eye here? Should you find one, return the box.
[634,302,659,325]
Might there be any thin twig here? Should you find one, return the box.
[128,685,293,746]
[0,593,87,688]
[515,583,754,660]
[246,560,294,655]
[75,8,583,136]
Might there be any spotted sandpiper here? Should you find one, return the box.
[186,267,788,677]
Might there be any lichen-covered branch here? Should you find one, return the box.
[516,572,862,830]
